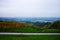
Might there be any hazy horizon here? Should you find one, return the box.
[0,0,60,17]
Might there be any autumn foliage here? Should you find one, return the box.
[0,22,33,30]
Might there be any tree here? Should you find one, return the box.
[50,20,60,29]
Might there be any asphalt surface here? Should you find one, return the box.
[0,33,60,35]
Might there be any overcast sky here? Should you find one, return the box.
[0,0,60,17]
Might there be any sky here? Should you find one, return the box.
[0,0,60,17]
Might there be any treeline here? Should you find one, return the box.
[50,20,60,29]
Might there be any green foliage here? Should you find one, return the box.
[33,22,51,27]
[41,29,60,33]
[2,26,42,33]
[0,20,3,22]
[50,20,60,29]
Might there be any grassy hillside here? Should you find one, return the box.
[0,21,60,33]
[0,22,33,30]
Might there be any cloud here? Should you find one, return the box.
[0,0,60,17]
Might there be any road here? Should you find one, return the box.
[0,33,60,35]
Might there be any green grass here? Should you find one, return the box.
[42,29,60,33]
[2,26,42,32]
[2,26,60,33]
[0,35,60,40]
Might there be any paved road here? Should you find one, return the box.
[0,33,60,35]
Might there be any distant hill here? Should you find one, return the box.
[0,17,60,23]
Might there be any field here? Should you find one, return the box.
[0,35,60,40]
[2,27,60,33]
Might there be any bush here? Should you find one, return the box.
[50,20,60,29]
